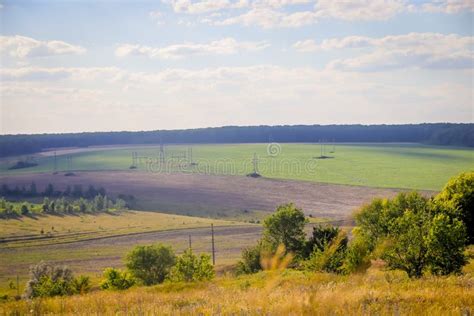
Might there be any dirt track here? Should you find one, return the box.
[0,171,427,219]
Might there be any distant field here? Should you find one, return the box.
[1,143,472,190]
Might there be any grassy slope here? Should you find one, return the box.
[1,143,472,190]
[0,211,251,295]
[1,266,473,315]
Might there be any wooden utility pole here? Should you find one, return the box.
[211,224,215,265]
[188,234,192,250]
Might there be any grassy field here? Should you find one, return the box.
[1,143,472,190]
[2,266,473,315]
[0,211,254,295]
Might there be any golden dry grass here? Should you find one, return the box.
[2,267,473,315]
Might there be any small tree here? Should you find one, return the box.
[20,203,29,215]
[100,268,135,290]
[263,203,307,256]
[170,249,214,282]
[303,224,340,258]
[305,231,348,273]
[126,244,176,285]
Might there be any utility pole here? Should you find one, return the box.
[188,234,192,250]
[53,151,57,173]
[211,223,215,265]
[252,153,259,175]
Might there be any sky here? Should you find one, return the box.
[0,0,473,135]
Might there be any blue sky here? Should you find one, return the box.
[0,0,473,134]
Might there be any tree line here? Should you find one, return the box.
[0,194,127,218]
[1,123,472,157]
[0,182,108,199]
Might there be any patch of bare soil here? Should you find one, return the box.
[0,171,432,219]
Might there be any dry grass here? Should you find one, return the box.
[2,266,473,315]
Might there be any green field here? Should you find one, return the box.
[1,143,472,190]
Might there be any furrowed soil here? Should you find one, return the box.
[0,171,427,219]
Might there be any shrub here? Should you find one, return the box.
[263,203,308,257]
[303,224,340,258]
[72,275,91,294]
[24,262,75,298]
[305,231,348,273]
[100,268,135,290]
[126,244,176,285]
[341,228,372,274]
[236,241,265,275]
[170,249,214,282]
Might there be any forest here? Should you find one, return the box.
[1,123,473,157]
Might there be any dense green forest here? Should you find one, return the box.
[0,123,472,157]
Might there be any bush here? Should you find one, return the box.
[236,241,265,275]
[100,268,135,290]
[24,262,75,298]
[304,231,348,273]
[126,244,176,285]
[263,203,308,257]
[303,224,340,258]
[341,228,372,274]
[72,275,91,294]
[170,249,214,282]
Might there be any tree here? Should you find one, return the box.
[263,203,307,256]
[44,183,54,196]
[100,268,135,290]
[20,203,29,215]
[29,182,37,196]
[435,172,474,244]
[126,244,176,285]
[425,213,467,275]
[42,197,50,213]
[381,210,429,278]
[170,249,214,282]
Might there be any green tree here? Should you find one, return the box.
[304,224,340,258]
[100,268,135,290]
[263,203,307,256]
[170,249,214,282]
[425,213,467,275]
[305,231,348,273]
[434,172,474,244]
[126,244,176,285]
[20,203,29,215]
[29,182,37,196]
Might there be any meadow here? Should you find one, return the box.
[2,266,473,315]
[1,143,472,190]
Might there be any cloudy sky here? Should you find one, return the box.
[0,0,473,134]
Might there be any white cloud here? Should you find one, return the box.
[0,35,86,58]
[419,0,474,13]
[314,0,407,21]
[163,0,249,14]
[3,64,471,134]
[0,67,122,81]
[294,33,474,71]
[115,38,269,59]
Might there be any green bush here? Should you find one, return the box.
[170,249,214,282]
[126,244,176,285]
[236,241,265,275]
[304,231,348,274]
[100,268,135,290]
[72,275,91,294]
[304,225,341,258]
[24,262,76,298]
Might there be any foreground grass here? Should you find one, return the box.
[1,268,473,315]
[1,143,472,190]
